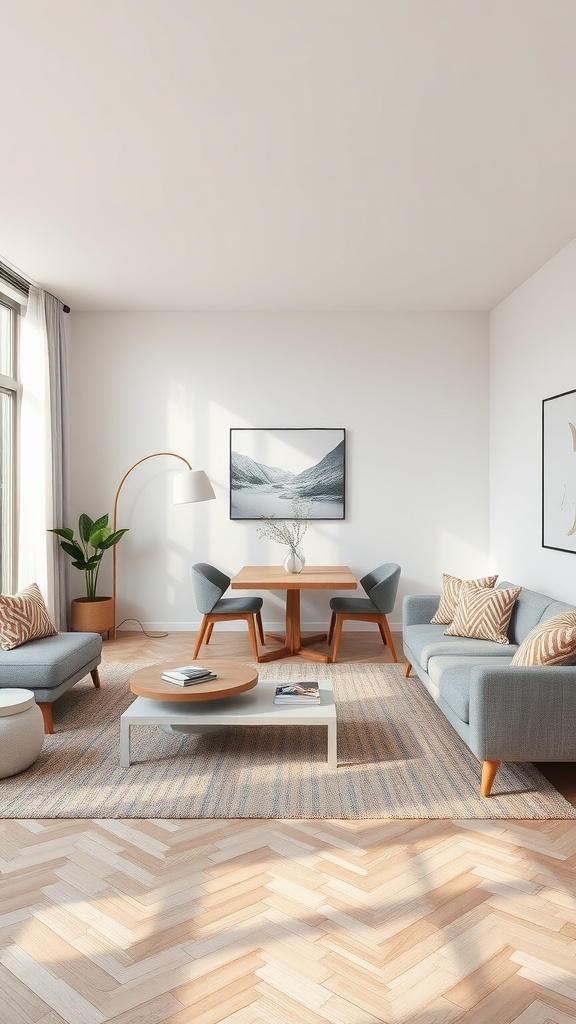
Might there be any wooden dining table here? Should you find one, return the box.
[231,565,358,663]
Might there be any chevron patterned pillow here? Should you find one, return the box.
[431,573,499,624]
[511,611,576,666]
[444,582,521,644]
[0,582,58,650]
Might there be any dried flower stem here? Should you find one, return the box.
[256,499,312,552]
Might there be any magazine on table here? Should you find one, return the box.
[274,682,320,705]
[161,665,218,685]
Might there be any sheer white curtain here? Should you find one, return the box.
[18,287,69,627]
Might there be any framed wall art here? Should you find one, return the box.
[230,427,346,520]
[542,387,576,554]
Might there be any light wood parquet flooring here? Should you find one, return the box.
[1,629,576,1024]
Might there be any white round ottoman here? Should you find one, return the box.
[0,689,44,778]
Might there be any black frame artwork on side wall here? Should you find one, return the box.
[230,427,346,520]
[542,387,576,554]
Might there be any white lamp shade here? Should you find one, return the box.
[173,469,216,505]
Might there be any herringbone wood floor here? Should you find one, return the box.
[2,629,576,1024]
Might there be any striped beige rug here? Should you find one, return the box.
[2,661,575,819]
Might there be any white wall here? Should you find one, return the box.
[68,311,489,631]
[490,238,576,603]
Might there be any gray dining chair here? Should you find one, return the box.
[328,562,401,663]
[191,562,265,660]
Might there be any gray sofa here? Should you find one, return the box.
[402,581,576,796]
[0,632,103,733]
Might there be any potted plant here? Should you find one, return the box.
[49,513,128,635]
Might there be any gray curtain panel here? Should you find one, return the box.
[44,290,70,629]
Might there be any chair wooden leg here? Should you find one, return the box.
[328,611,336,645]
[404,662,412,677]
[205,622,215,645]
[377,622,388,646]
[256,611,265,645]
[90,668,101,688]
[380,616,398,662]
[247,614,260,661]
[330,614,345,663]
[193,616,210,659]
[481,759,501,797]
[38,702,54,735]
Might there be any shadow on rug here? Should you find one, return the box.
[2,661,575,819]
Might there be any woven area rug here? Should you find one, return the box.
[2,661,575,819]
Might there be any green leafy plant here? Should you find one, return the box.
[48,514,129,599]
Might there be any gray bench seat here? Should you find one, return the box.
[0,632,103,733]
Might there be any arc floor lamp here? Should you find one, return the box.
[110,451,215,640]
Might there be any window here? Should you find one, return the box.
[0,293,20,593]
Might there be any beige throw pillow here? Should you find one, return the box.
[431,573,499,625]
[511,611,576,666]
[444,583,521,644]
[0,582,58,651]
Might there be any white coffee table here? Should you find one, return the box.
[120,676,337,768]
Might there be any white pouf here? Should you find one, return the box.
[0,689,44,778]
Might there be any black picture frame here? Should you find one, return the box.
[542,387,576,554]
[230,427,346,520]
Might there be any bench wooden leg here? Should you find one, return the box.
[90,668,101,688]
[38,702,54,735]
[481,759,501,797]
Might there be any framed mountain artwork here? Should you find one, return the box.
[230,427,346,520]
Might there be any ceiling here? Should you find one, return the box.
[2,0,576,313]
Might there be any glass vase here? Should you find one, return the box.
[283,549,305,573]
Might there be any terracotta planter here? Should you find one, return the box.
[71,597,114,638]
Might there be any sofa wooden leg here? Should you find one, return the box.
[481,759,501,797]
[404,661,412,677]
[90,668,101,689]
[38,702,54,735]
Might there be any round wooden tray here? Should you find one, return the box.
[129,660,258,702]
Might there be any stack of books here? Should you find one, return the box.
[161,665,218,686]
[274,682,320,705]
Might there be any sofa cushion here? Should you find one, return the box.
[428,655,515,724]
[445,584,521,644]
[0,632,102,691]
[404,622,519,671]
[0,583,57,651]
[537,599,576,621]
[430,573,498,625]
[500,583,575,645]
[511,611,576,666]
